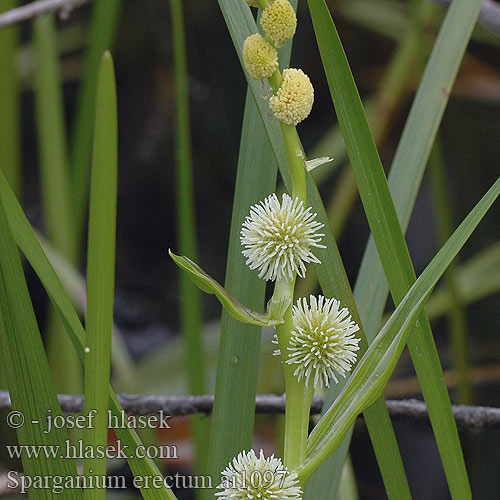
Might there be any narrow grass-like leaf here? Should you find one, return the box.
[425,243,500,319]
[169,0,208,479]
[0,169,178,500]
[301,175,500,481]
[71,0,121,241]
[303,180,411,500]
[0,0,21,199]
[428,142,472,404]
[33,13,82,395]
[302,286,431,483]
[83,52,118,500]
[33,14,74,260]
[305,2,438,496]
[218,1,410,497]
[354,0,485,341]
[170,251,288,326]
[308,0,482,497]
[0,198,82,500]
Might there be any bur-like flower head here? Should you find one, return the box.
[243,0,260,7]
[286,295,360,389]
[269,68,314,125]
[261,0,297,45]
[216,449,302,500]
[240,193,325,281]
[243,33,279,80]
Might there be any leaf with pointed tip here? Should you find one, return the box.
[169,250,288,326]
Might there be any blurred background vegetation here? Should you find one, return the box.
[1,0,500,498]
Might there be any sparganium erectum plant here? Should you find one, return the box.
[168,0,499,497]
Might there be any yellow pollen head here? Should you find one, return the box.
[243,0,260,7]
[269,68,314,125]
[260,0,297,45]
[243,33,279,80]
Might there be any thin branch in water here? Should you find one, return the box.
[1,390,500,429]
[0,0,92,29]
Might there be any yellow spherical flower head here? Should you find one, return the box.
[261,0,297,45]
[269,68,314,125]
[243,33,279,80]
[243,0,260,7]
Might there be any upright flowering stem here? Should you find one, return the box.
[269,51,311,474]
[279,123,307,201]
[273,278,314,471]
[244,0,315,474]
[270,128,310,469]
[263,4,311,472]
[268,71,307,202]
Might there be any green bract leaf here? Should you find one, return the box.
[305,156,333,172]
[169,250,289,326]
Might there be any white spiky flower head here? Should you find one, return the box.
[216,449,302,500]
[243,33,279,80]
[240,193,326,281]
[286,295,360,389]
[269,68,314,125]
[261,0,297,45]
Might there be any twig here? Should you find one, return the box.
[427,0,500,35]
[0,0,92,29]
[1,391,500,429]
[1,0,499,34]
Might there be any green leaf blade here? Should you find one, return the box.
[0,0,21,199]
[71,0,121,244]
[0,194,82,500]
[0,166,178,500]
[307,0,483,497]
[83,51,118,500]
[301,175,500,481]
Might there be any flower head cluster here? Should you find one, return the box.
[240,193,325,281]
[261,0,297,45]
[243,33,279,80]
[243,0,260,6]
[216,449,302,500]
[269,68,314,125]
[286,295,360,389]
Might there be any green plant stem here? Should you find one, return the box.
[280,123,307,202]
[428,142,472,405]
[0,0,21,200]
[257,0,270,10]
[273,277,314,470]
[269,70,308,202]
[268,57,313,471]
